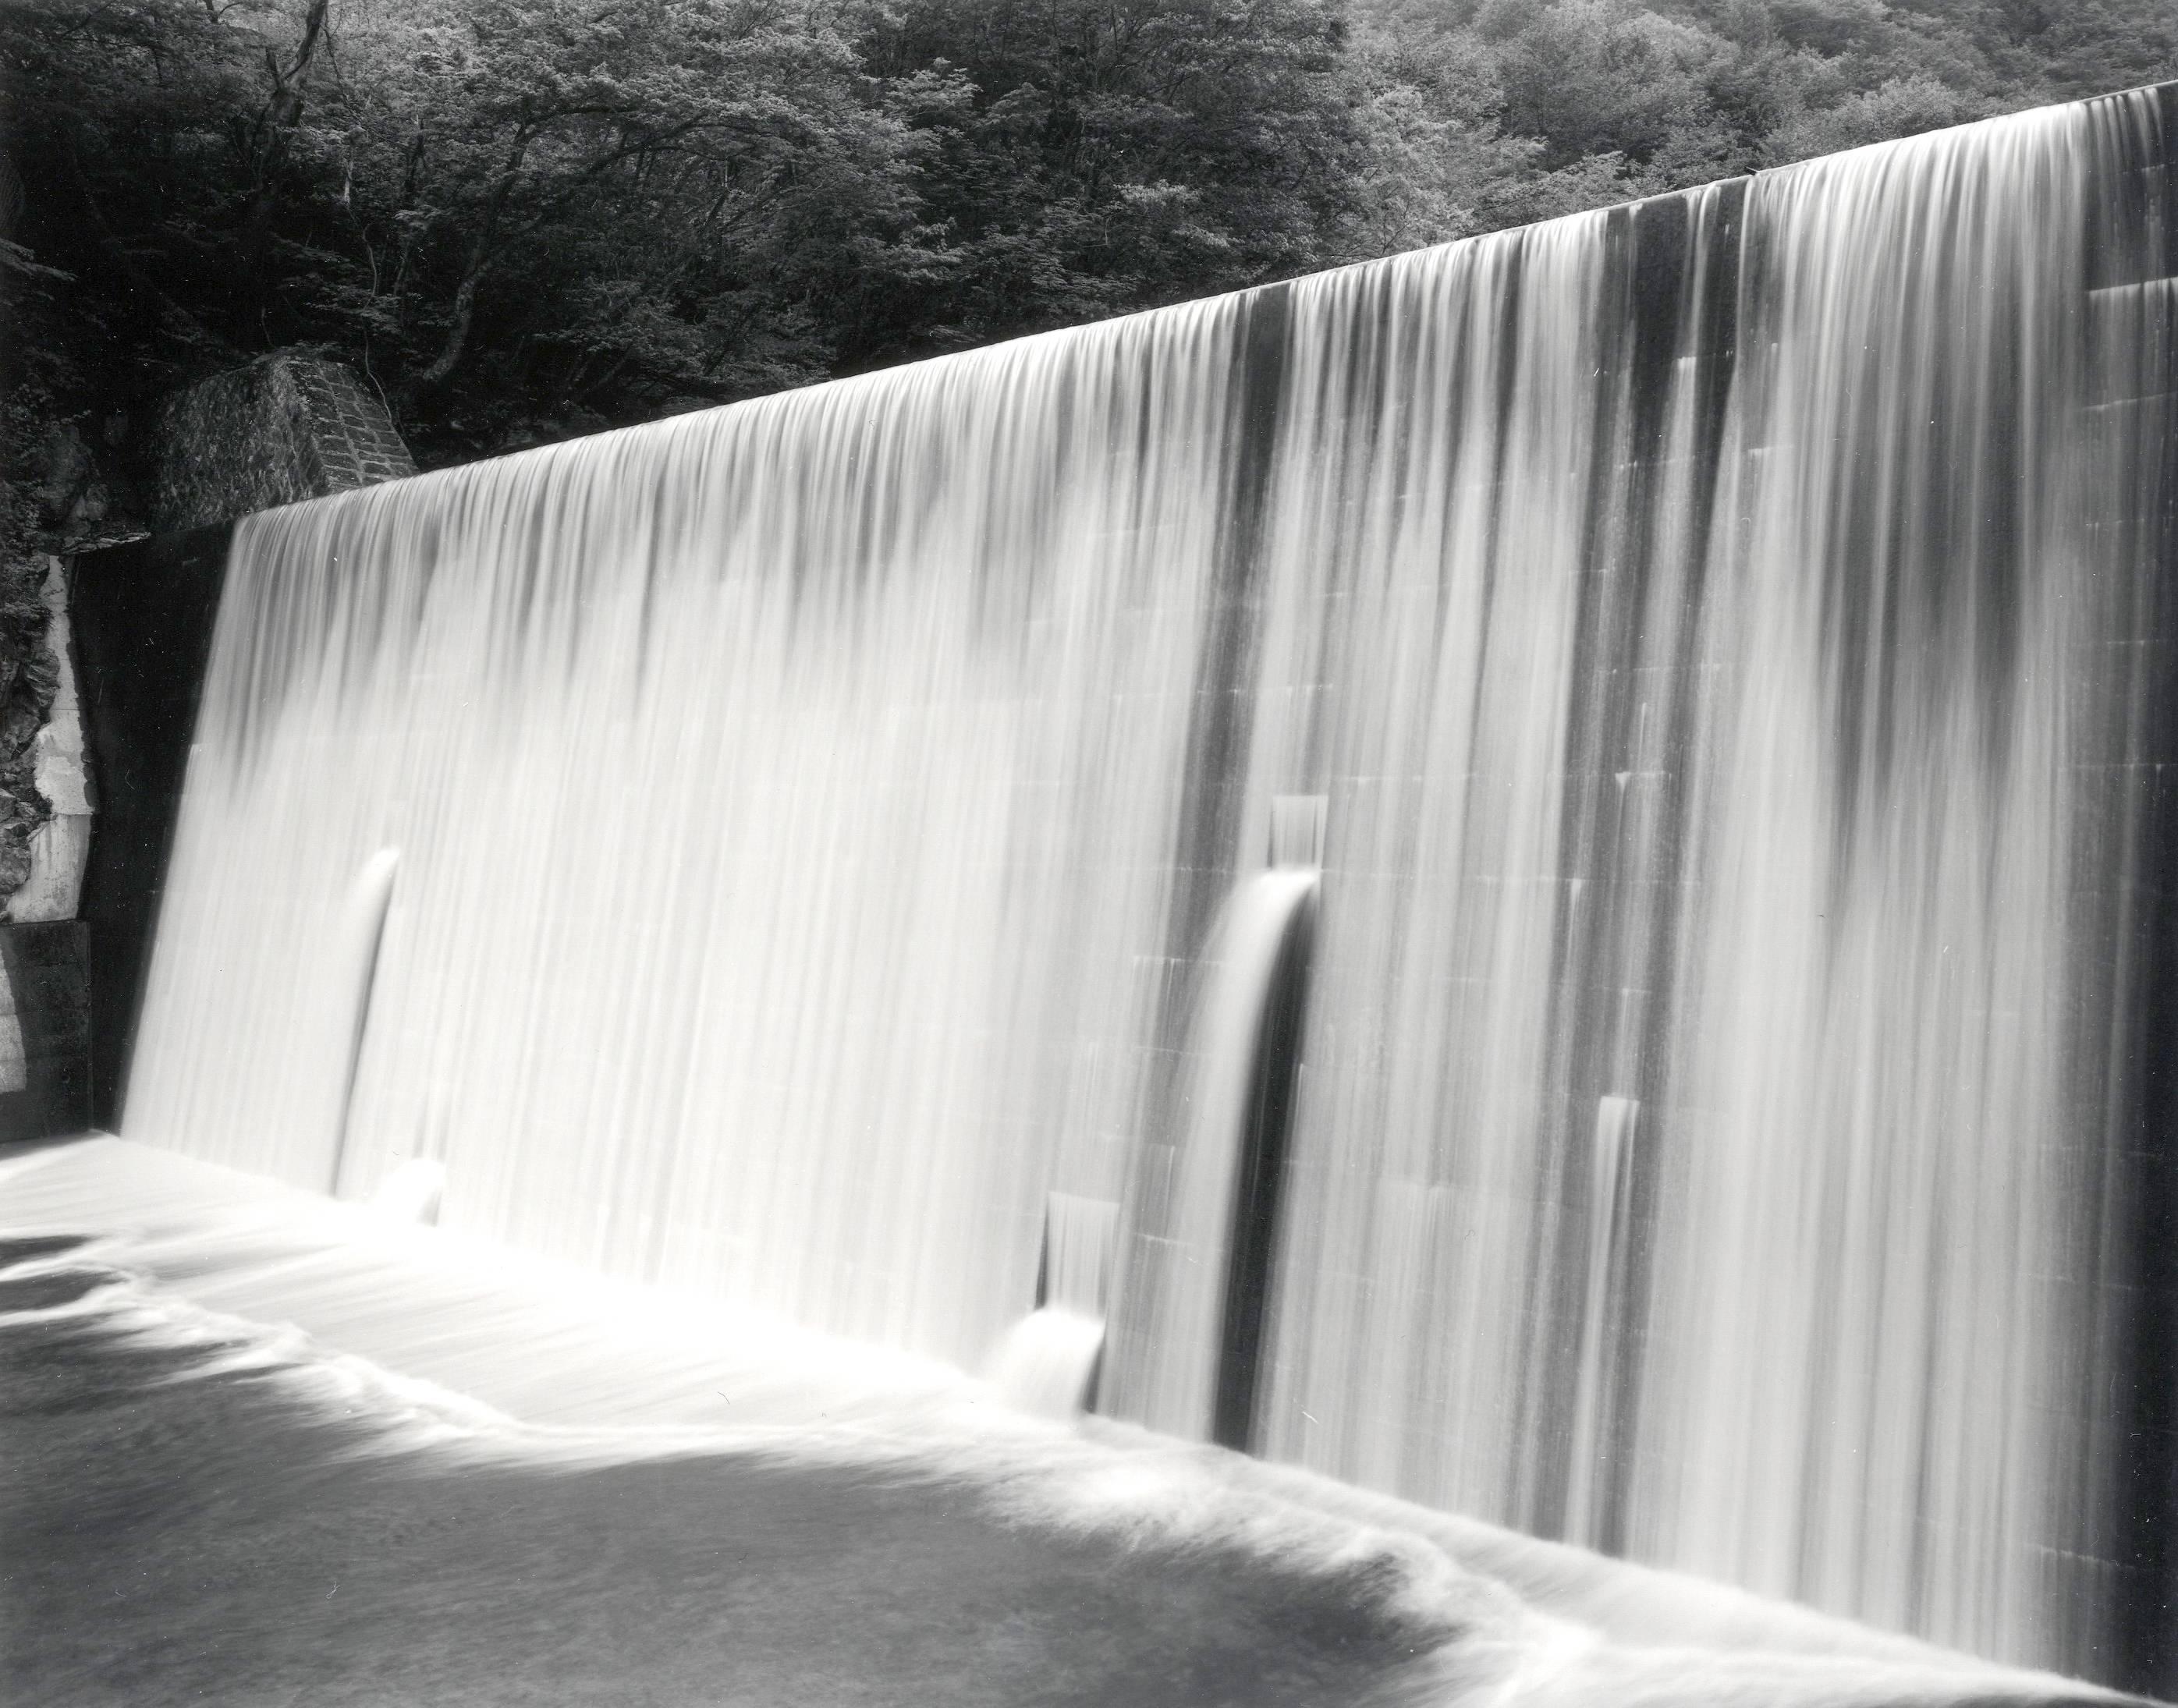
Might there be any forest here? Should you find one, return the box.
[3,0,2174,506]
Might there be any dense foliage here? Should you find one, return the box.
[3,0,2173,474]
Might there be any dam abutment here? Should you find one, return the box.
[71,524,238,1130]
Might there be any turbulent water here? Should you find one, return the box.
[0,1139,2123,1708]
[115,87,2178,1681]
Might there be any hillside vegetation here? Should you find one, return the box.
[3,0,2173,482]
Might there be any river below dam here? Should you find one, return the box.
[0,1138,2139,1707]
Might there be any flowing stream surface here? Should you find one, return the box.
[0,1139,2125,1706]
[65,83,2178,1692]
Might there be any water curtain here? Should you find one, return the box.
[122,88,2178,1676]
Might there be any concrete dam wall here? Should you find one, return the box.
[71,82,2178,1690]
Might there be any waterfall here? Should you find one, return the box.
[1565,1094,1639,1552]
[112,85,2178,1681]
[326,846,399,1192]
[988,1190,1117,1417]
[1128,860,1320,1446]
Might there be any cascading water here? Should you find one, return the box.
[987,1190,1117,1417]
[1129,859,1320,1448]
[1565,1093,1639,1552]
[112,86,2178,1684]
[325,846,399,1191]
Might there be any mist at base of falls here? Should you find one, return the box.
[0,1140,2128,1708]
[99,81,2178,1685]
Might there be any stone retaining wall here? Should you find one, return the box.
[149,353,415,534]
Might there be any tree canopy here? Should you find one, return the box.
[3,0,2173,475]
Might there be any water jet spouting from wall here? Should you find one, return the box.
[1131,858,1321,1448]
[325,846,399,1194]
[988,1191,1118,1419]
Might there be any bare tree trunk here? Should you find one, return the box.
[240,0,333,335]
[406,134,532,399]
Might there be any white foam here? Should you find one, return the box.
[0,1139,2128,1704]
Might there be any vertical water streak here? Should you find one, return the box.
[1130,865,1321,1442]
[1564,1095,1638,1548]
[1212,865,1318,1452]
[1037,1191,1120,1316]
[1636,104,2105,1661]
[1269,795,1328,869]
[327,847,399,1194]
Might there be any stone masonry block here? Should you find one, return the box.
[150,352,416,533]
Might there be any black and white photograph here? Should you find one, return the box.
[2,0,2176,1701]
